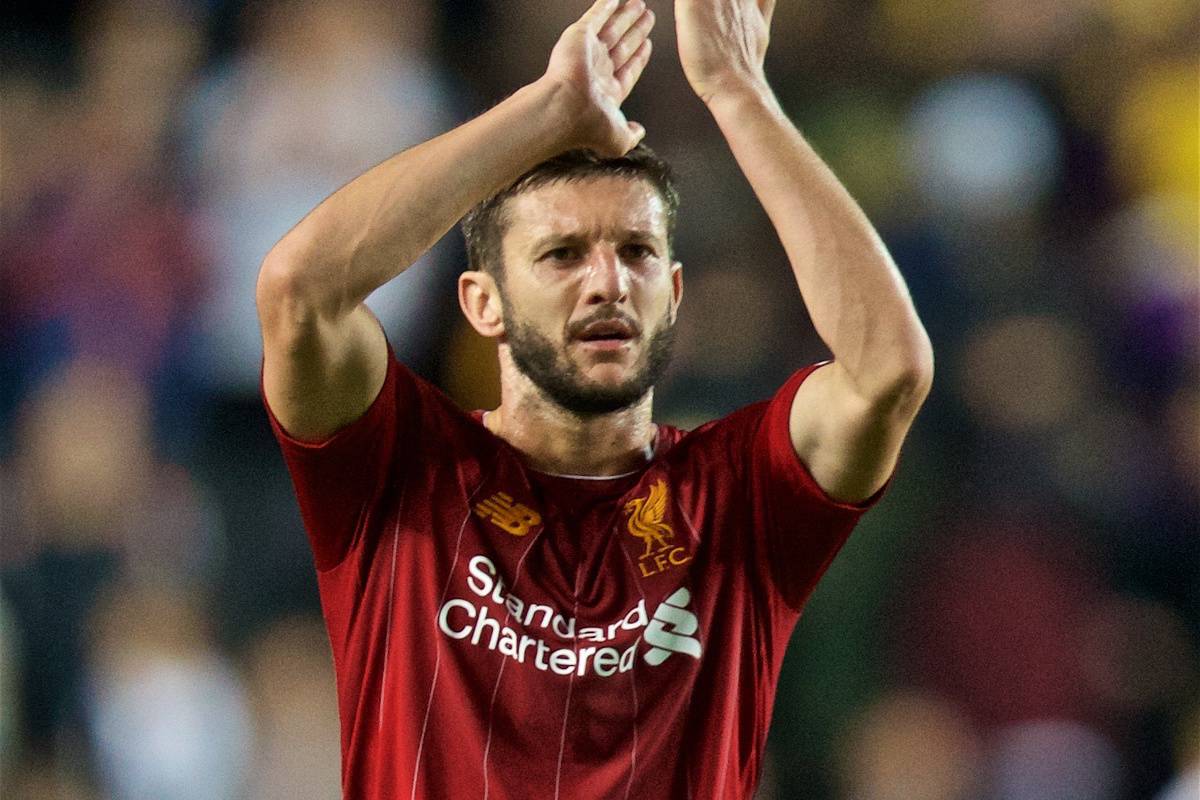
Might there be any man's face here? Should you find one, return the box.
[495,175,681,416]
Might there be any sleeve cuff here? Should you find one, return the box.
[762,361,892,513]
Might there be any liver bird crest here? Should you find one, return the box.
[624,480,674,557]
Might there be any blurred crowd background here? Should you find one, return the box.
[1,0,1197,798]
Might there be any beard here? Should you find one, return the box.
[501,302,676,417]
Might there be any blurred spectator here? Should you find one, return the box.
[1,0,215,463]
[175,0,467,663]
[834,690,982,800]
[659,250,802,426]
[84,580,253,800]
[959,314,1095,434]
[1087,198,1199,401]
[895,514,1102,729]
[242,614,341,800]
[1,358,221,788]
[1078,595,1197,718]
[183,0,460,396]
[0,73,72,234]
[988,718,1123,800]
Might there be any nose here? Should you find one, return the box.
[581,246,629,305]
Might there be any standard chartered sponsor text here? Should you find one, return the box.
[437,555,698,677]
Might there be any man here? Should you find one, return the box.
[256,0,933,797]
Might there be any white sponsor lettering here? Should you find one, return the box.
[439,555,701,677]
[466,554,496,596]
[436,596,639,677]
[465,555,588,639]
[438,598,474,639]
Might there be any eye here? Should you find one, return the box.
[620,243,656,261]
[541,246,580,263]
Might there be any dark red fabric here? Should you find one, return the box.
[263,349,882,800]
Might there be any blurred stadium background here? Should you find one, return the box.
[1,0,1197,798]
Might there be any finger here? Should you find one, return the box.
[609,7,654,70]
[580,0,620,33]
[758,0,776,28]
[598,0,646,47]
[615,38,652,99]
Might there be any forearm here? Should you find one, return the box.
[262,79,579,318]
[707,86,932,400]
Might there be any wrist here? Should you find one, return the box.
[702,79,777,116]
[523,76,592,152]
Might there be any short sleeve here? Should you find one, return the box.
[748,362,889,611]
[261,343,415,570]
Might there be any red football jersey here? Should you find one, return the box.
[264,343,880,800]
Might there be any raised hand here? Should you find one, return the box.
[543,0,656,156]
[675,0,773,104]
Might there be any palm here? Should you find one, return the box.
[675,0,773,103]
[545,0,656,155]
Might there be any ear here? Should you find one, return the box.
[668,261,683,324]
[459,270,506,338]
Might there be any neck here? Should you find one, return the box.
[485,373,657,478]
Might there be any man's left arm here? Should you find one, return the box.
[677,0,934,503]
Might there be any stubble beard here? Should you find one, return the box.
[501,302,676,418]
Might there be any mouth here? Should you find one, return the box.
[572,319,638,351]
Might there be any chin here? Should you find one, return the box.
[579,361,638,385]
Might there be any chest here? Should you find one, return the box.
[392,465,747,684]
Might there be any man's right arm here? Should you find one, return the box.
[256,0,655,441]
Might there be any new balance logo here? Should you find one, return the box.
[475,492,541,537]
[644,587,703,666]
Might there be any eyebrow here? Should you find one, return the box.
[527,230,663,255]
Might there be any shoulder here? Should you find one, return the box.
[395,357,502,461]
[651,402,769,490]
[281,344,500,468]
[656,397,770,456]
[653,363,832,483]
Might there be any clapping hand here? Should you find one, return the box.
[542,0,657,156]
[675,0,773,104]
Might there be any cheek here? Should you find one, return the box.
[635,277,676,317]
[506,293,568,337]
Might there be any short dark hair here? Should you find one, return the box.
[461,144,679,283]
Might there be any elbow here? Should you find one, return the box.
[255,243,330,335]
[884,329,935,413]
[256,248,300,326]
[900,350,935,410]
[257,243,301,300]
[863,327,934,417]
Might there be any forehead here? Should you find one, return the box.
[501,176,668,250]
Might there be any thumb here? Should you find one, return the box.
[623,121,646,152]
